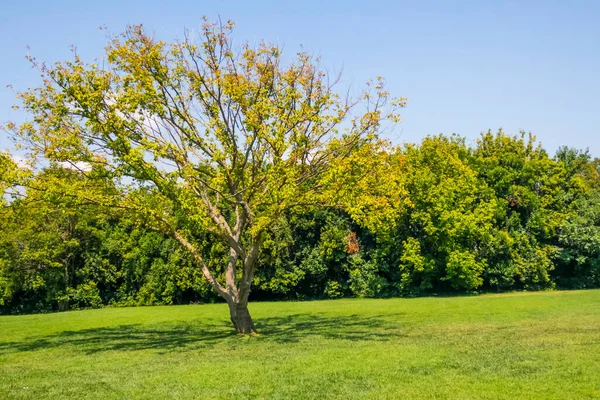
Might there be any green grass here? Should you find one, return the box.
[1,290,599,399]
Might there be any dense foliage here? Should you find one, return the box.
[2,130,600,314]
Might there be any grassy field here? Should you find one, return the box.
[1,290,599,399]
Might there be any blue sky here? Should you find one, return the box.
[1,0,599,155]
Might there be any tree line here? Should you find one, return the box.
[2,130,599,315]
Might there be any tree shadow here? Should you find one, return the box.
[0,312,405,355]
[256,313,405,344]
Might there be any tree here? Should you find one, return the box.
[472,130,562,289]
[8,20,405,333]
[392,135,497,292]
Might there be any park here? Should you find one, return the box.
[1,2,600,399]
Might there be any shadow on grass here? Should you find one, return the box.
[255,313,405,343]
[0,313,404,355]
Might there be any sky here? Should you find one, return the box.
[1,0,599,155]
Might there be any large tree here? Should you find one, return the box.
[7,20,405,333]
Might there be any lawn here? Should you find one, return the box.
[1,290,599,399]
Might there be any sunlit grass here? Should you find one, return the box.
[1,290,599,399]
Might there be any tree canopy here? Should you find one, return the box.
[2,130,600,318]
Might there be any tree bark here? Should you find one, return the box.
[171,230,259,334]
[227,300,256,334]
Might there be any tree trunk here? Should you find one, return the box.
[228,301,256,334]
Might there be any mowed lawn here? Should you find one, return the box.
[1,290,599,399]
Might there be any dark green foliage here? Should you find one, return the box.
[254,209,373,299]
[556,191,600,288]
[2,130,600,313]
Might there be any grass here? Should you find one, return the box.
[1,290,599,399]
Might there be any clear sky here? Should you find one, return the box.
[1,0,599,155]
